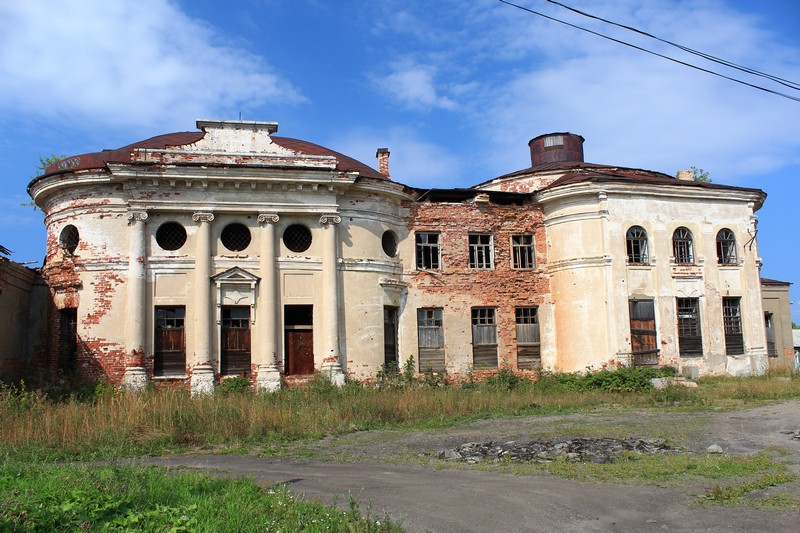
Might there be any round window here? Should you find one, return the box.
[283,224,312,253]
[382,230,398,257]
[59,225,80,254]
[156,222,187,251]
[221,223,251,251]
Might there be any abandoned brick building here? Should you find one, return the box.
[17,119,777,392]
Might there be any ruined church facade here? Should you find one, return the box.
[26,120,769,392]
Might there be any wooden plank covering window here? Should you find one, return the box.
[677,298,702,357]
[723,297,744,356]
[472,308,498,369]
[417,308,445,372]
[154,306,185,376]
[221,306,251,375]
[516,307,541,370]
[629,300,658,365]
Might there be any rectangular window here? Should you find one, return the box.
[511,234,535,269]
[722,297,744,356]
[221,306,251,375]
[415,232,440,269]
[677,298,702,357]
[629,300,658,365]
[59,308,78,372]
[154,306,186,376]
[417,308,445,372]
[472,307,498,368]
[469,234,493,269]
[765,312,777,357]
[516,307,541,370]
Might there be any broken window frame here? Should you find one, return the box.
[626,226,649,264]
[672,227,694,265]
[676,297,702,357]
[515,306,541,369]
[765,312,777,357]
[472,307,498,369]
[722,297,744,356]
[468,233,493,269]
[417,308,445,372]
[415,232,441,270]
[628,299,658,365]
[716,228,738,265]
[511,234,535,269]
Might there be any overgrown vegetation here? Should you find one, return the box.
[1,368,799,463]
[0,463,399,531]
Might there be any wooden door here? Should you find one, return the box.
[221,306,251,375]
[285,329,314,375]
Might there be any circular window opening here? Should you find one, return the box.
[382,230,398,257]
[221,223,251,252]
[283,224,312,253]
[59,225,80,254]
[156,222,187,251]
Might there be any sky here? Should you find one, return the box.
[0,0,798,322]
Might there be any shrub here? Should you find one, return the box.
[217,376,253,396]
[485,367,530,391]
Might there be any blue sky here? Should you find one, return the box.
[1,0,798,321]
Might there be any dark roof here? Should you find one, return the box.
[415,188,531,205]
[761,277,792,286]
[542,169,765,195]
[35,130,386,182]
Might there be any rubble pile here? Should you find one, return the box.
[438,437,676,464]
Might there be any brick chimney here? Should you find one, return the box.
[376,148,390,178]
[676,170,694,181]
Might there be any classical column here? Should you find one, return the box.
[191,212,215,395]
[256,213,281,392]
[122,210,148,392]
[319,213,345,386]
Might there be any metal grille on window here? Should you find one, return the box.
[283,224,312,253]
[516,307,541,369]
[716,228,737,265]
[417,308,445,372]
[415,232,440,269]
[472,307,498,369]
[155,222,187,251]
[629,300,658,365]
[722,297,744,355]
[672,227,694,264]
[221,223,251,252]
[512,234,534,269]
[59,225,80,254]
[469,234,493,269]
[626,226,649,264]
[677,298,702,356]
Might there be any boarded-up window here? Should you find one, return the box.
[417,308,445,372]
[677,298,702,357]
[221,306,251,375]
[516,307,541,370]
[415,232,440,269]
[722,297,744,355]
[629,300,658,365]
[765,312,777,357]
[154,306,186,376]
[511,235,535,269]
[472,308,498,369]
[469,234,493,269]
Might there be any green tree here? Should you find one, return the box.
[690,166,711,183]
[23,154,68,211]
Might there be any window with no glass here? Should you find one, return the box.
[221,223,251,252]
[626,226,649,264]
[716,228,737,265]
[511,234,535,269]
[382,230,398,257]
[415,232,440,269]
[59,225,80,254]
[672,227,694,264]
[722,297,744,356]
[468,234,493,269]
[283,224,312,253]
[676,297,702,357]
[155,222,187,251]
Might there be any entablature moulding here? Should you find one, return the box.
[547,255,613,273]
[123,204,343,218]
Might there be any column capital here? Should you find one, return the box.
[192,212,215,223]
[257,213,280,224]
[319,213,341,226]
[127,210,148,222]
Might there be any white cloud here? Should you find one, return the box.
[375,61,457,111]
[0,0,303,131]
[332,127,464,188]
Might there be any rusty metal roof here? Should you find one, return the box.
[36,130,386,181]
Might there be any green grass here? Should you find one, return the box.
[699,472,799,507]
[0,463,400,532]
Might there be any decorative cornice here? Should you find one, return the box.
[257,213,280,224]
[319,213,341,225]
[127,210,148,222]
[192,212,215,223]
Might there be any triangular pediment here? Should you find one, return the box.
[211,266,260,283]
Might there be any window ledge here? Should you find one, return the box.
[152,375,188,381]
